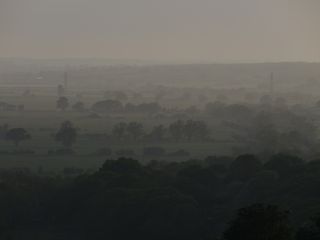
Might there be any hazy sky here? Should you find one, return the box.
[0,0,319,62]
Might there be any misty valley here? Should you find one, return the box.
[0,62,319,239]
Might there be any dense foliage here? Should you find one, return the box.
[2,154,320,239]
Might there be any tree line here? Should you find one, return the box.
[56,97,162,114]
[111,120,210,142]
[1,121,77,149]
[0,154,320,239]
[1,119,211,152]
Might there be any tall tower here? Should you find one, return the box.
[270,72,274,100]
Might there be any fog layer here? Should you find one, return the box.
[1,0,319,62]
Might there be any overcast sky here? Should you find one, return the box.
[0,0,319,62]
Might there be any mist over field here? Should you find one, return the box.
[0,0,320,239]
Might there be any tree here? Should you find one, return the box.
[183,120,210,141]
[149,125,166,142]
[112,122,127,141]
[296,214,320,240]
[169,120,185,142]
[231,112,278,155]
[57,84,65,97]
[184,120,197,141]
[5,128,31,147]
[72,101,85,112]
[253,112,279,155]
[195,120,210,141]
[101,157,142,174]
[55,121,77,148]
[126,122,144,140]
[0,124,8,139]
[225,104,252,119]
[91,100,123,113]
[264,154,304,178]
[56,97,69,111]
[224,204,293,240]
[229,154,262,182]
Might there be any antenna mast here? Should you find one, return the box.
[270,72,274,100]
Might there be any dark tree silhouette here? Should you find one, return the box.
[229,154,262,182]
[57,84,65,97]
[264,153,304,178]
[184,120,210,141]
[112,122,127,141]
[55,121,77,148]
[169,120,185,142]
[91,100,123,113]
[224,204,293,240]
[1,154,320,239]
[5,128,31,147]
[296,214,320,240]
[184,120,197,141]
[126,122,144,140]
[196,120,210,141]
[0,124,9,139]
[205,101,226,115]
[56,97,69,111]
[149,125,166,142]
